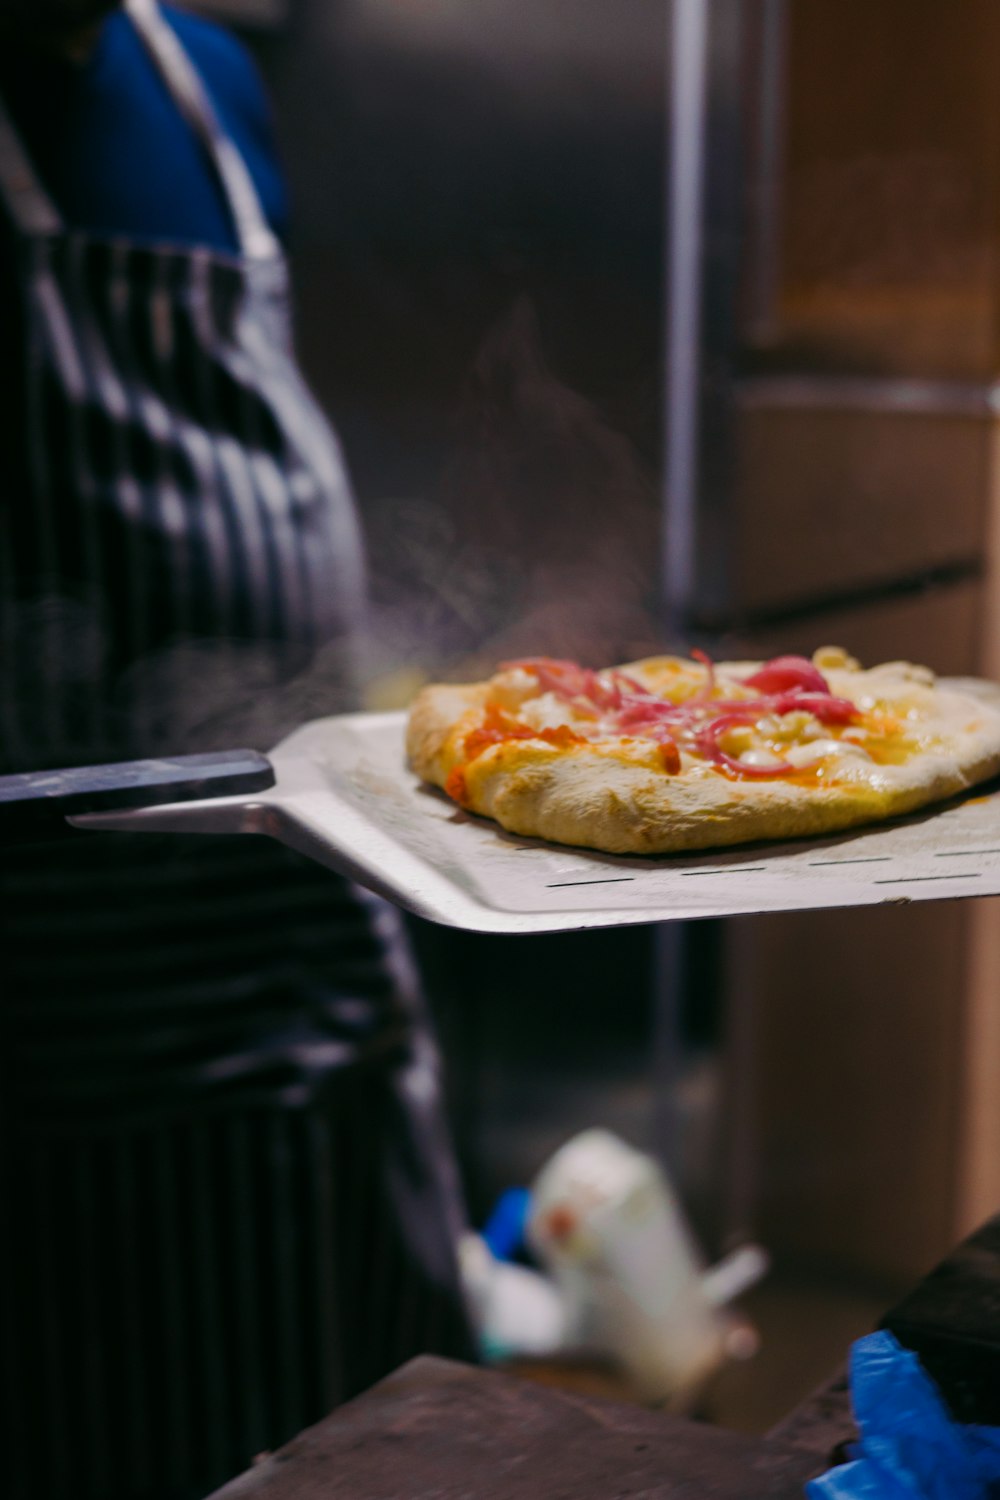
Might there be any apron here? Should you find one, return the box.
[0,0,366,767]
[0,7,472,1499]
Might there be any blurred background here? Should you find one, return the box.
[190,0,1000,1429]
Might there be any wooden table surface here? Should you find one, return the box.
[207,1355,826,1500]
[206,1213,1000,1499]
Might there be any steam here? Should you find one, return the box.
[120,634,361,753]
[1,596,361,767]
[3,297,664,770]
[366,296,663,688]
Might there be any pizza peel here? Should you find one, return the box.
[5,685,1000,934]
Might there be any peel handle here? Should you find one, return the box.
[0,750,275,842]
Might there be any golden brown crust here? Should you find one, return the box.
[406,681,489,781]
[405,657,1000,856]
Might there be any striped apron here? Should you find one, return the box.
[0,6,472,1499]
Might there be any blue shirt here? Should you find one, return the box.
[0,4,288,253]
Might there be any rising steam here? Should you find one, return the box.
[367,296,663,692]
[3,298,664,768]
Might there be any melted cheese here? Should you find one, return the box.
[459,662,937,791]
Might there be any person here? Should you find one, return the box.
[0,5,474,1499]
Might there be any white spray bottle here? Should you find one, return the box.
[526,1129,764,1404]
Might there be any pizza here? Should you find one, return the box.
[405,647,1000,856]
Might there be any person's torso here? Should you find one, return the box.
[0,0,366,771]
[0,4,289,256]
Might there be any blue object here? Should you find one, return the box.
[481,1187,533,1263]
[807,1331,1000,1499]
[0,5,288,253]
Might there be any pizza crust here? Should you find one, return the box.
[405,655,1000,856]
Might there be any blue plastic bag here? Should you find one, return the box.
[807,1331,1000,1499]
[481,1187,532,1262]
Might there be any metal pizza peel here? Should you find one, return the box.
[4,684,999,934]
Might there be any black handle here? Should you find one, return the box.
[0,750,275,842]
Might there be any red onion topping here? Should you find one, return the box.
[690,647,717,702]
[501,653,858,778]
[695,712,815,779]
[744,655,830,696]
